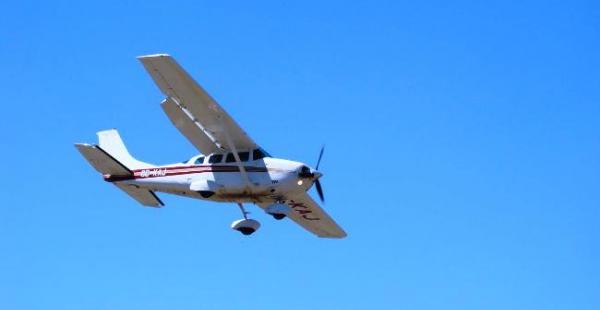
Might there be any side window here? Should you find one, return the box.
[208,154,223,164]
[225,152,250,163]
[238,151,249,162]
[253,148,266,160]
[194,156,205,165]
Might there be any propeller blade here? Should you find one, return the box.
[315,145,325,170]
[315,179,325,203]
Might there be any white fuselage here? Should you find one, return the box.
[112,157,314,204]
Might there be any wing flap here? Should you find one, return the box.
[161,97,221,154]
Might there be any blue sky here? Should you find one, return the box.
[1,1,599,309]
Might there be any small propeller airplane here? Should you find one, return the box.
[75,54,346,238]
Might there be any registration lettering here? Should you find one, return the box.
[289,201,320,221]
[139,169,167,178]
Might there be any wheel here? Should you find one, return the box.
[237,227,256,235]
[198,191,214,198]
[231,219,260,236]
[272,214,286,220]
[265,203,291,220]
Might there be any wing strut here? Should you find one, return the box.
[222,125,252,190]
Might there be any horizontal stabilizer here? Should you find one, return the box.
[114,183,164,208]
[75,143,131,176]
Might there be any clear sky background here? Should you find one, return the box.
[1,1,599,309]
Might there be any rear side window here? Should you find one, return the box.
[194,156,205,165]
[208,154,223,163]
[225,153,236,163]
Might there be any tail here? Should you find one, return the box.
[75,129,154,175]
[75,129,163,208]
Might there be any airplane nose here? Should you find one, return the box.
[298,165,323,179]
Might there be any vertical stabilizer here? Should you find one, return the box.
[97,129,154,170]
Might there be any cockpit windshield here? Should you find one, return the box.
[252,148,270,160]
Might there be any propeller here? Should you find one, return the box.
[315,145,325,170]
[314,177,325,203]
[297,146,326,202]
[314,146,325,203]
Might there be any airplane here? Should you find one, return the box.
[75,54,346,238]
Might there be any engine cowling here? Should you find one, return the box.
[265,203,291,220]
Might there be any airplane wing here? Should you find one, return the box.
[261,194,347,238]
[138,54,257,154]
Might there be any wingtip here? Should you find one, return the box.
[334,232,348,239]
[319,230,348,239]
[137,53,171,60]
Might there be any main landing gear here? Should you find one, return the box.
[265,202,291,220]
[231,203,261,236]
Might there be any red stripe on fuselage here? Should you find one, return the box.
[103,165,271,182]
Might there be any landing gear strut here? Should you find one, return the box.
[231,203,260,236]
